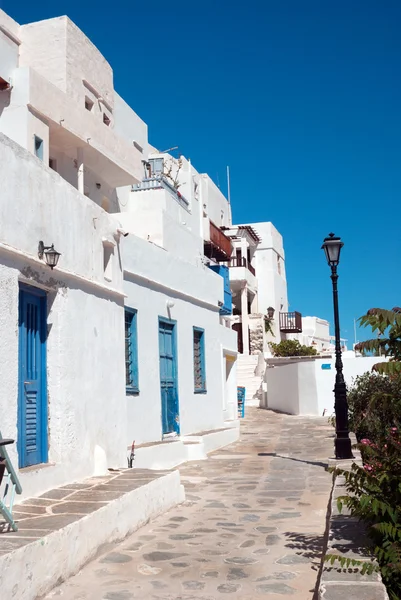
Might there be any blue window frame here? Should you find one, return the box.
[125,308,139,394]
[34,136,43,161]
[193,327,206,393]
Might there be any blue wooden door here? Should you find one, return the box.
[18,285,47,468]
[159,319,179,435]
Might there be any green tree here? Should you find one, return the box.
[356,307,401,375]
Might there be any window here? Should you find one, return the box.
[277,254,282,275]
[85,96,94,111]
[193,327,206,393]
[34,136,43,160]
[125,309,139,394]
[103,113,111,126]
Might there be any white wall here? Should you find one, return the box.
[122,234,236,445]
[0,133,126,500]
[265,355,388,416]
[0,24,19,84]
[200,174,231,229]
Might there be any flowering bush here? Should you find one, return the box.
[332,429,401,599]
[347,371,401,444]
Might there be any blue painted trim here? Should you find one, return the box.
[193,326,206,393]
[18,284,48,468]
[125,307,139,394]
[158,317,180,435]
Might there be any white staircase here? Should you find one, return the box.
[237,354,264,406]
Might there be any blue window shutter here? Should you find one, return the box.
[125,308,139,394]
[208,264,232,315]
[193,327,206,393]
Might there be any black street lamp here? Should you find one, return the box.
[322,233,353,459]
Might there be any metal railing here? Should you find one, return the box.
[279,311,303,333]
[131,176,189,208]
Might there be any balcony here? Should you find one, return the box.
[204,221,233,262]
[279,311,302,333]
[230,256,255,276]
[132,175,189,210]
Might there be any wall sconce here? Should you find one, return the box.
[38,241,61,269]
[267,306,275,319]
[166,299,175,309]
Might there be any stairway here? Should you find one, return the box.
[236,354,264,407]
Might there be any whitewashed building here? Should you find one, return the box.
[0,10,238,499]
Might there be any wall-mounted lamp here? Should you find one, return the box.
[166,299,175,309]
[267,306,275,319]
[38,241,61,269]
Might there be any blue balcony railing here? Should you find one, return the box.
[208,264,232,316]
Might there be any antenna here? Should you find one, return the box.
[160,146,178,154]
[227,166,231,204]
[216,172,220,188]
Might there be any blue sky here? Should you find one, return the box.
[4,0,401,344]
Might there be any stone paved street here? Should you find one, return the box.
[45,409,334,599]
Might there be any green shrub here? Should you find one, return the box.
[347,372,401,444]
[270,339,317,357]
[331,431,401,599]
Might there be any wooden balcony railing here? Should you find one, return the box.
[279,311,302,333]
[209,221,232,258]
[229,257,255,276]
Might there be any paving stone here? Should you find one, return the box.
[183,581,205,590]
[217,583,241,593]
[256,583,296,594]
[239,540,255,548]
[276,554,309,565]
[227,567,249,580]
[100,553,132,564]
[224,557,258,565]
[265,534,281,545]
[143,551,187,562]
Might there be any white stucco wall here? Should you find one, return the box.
[265,355,388,416]
[122,234,237,446]
[200,174,231,229]
[0,23,19,84]
[0,133,126,500]
[113,92,148,158]
[20,17,114,109]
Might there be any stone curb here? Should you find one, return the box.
[318,447,389,600]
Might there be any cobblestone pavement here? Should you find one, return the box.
[45,409,334,600]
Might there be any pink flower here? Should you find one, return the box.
[360,439,372,446]
[390,427,398,433]
[364,465,373,472]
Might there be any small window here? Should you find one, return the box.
[49,158,57,171]
[277,254,282,275]
[34,136,43,160]
[193,327,206,393]
[125,309,139,394]
[103,113,111,126]
[85,96,94,111]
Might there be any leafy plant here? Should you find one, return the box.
[347,372,401,444]
[356,307,401,375]
[264,315,275,336]
[270,339,317,357]
[329,431,401,599]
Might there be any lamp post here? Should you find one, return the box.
[322,233,353,459]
